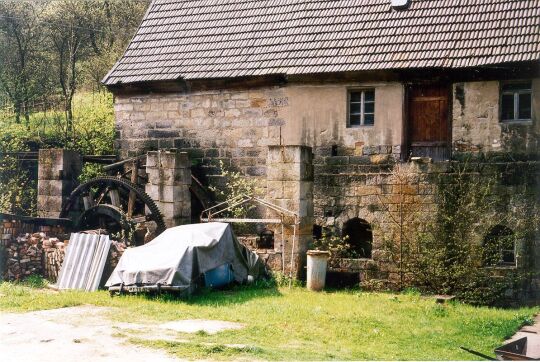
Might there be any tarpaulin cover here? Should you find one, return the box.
[105,223,265,291]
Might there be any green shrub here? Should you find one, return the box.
[22,275,47,289]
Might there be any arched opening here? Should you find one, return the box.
[342,218,373,258]
[483,225,515,266]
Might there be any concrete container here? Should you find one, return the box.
[306,250,330,291]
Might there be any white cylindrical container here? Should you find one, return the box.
[306,250,330,291]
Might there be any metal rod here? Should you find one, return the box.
[459,347,496,360]
[82,155,117,164]
[103,154,145,172]
[289,217,298,288]
[201,218,282,224]
[281,221,285,273]
[127,159,138,218]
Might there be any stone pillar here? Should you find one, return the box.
[37,149,82,218]
[146,150,191,228]
[266,145,314,278]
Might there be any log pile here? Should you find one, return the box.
[43,237,66,282]
[4,232,68,281]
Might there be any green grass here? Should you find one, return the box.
[0,282,536,360]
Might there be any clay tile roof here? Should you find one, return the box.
[103,0,540,85]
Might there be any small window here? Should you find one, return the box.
[348,89,375,127]
[483,225,515,267]
[501,82,532,122]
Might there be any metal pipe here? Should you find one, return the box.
[103,154,145,172]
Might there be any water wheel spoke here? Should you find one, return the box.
[96,186,110,205]
[82,191,95,210]
[109,189,121,207]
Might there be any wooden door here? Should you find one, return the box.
[408,84,451,160]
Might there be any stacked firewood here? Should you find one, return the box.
[5,232,68,281]
[43,237,67,282]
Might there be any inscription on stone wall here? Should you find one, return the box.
[268,97,289,107]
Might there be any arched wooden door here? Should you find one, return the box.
[407,83,451,161]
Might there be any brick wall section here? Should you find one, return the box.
[37,149,82,218]
[114,88,287,179]
[146,150,192,228]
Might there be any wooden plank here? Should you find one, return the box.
[127,160,138,218]
[109,189,121,207]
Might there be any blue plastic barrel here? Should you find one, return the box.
[204,264,234,288]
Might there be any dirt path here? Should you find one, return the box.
[0,306,179,362]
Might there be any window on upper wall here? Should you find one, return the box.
[348,89,375,127]
[500,81,532,122]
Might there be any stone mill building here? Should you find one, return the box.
[102,0,540,296]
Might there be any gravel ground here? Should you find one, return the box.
[0,306,179,362]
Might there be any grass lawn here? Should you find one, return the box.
[0,281,536,360]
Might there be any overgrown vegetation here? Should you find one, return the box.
[208,160,264,234]
[377,158,539,306]
[311,224,353,258]
[0,0,147,214]
[0,281,536,360]
[0,93,115,213]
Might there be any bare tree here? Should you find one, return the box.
[0,1,50,125]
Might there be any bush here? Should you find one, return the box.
[22,275,47,289]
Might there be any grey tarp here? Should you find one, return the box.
[105,222,265,292]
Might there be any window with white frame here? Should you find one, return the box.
[501,82,532,122]
[348,89,375,127]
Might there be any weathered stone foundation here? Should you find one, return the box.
[146,150,192,228]
[37,149,82,218]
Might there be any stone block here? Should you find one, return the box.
[224,109,241,118]
[349,156,372,165]
[159,202,191,220]
[281,181,313,200]
[157,185,191,203]
[267,145,313,164]
[37,180,76,197]
[266,162,314,181]
[370,154,391,164]
[146,167,191,186]
[159,151,190,169]
[355,185,381,196]
[246,166,266,176]
[38,149,81,180]
[37,196,63,213]
[362,146,378,155]
[326,156,349,165]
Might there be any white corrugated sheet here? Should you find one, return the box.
[56,233,111,291]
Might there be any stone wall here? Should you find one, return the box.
[313,155,539,292]
[113,82,405,184]
[452,79,540,153]
[114,78,539,186]
[114,87,287,179]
